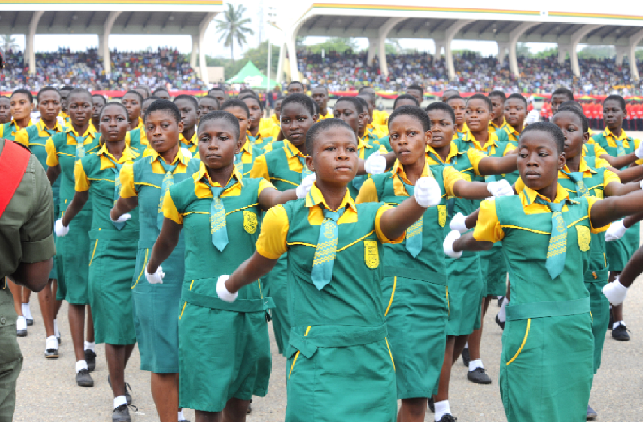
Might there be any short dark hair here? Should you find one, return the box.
[312,86,329,94]
[239,88,257,96]
[199,110,241,143]
[442,89,459,101]
[240,94,263,112]
[555,105,588,133]
[393,94,419,109]
[60,85,74,92]
[144,99,181,124]
[288,81,304,90]
[389,105,430,132]
[92,93,107,104]
[37,87,61,102]
[507,93,527,107]
[604,95,626,112]
[467,94,493,112]
[153,88,169,95]
[173,94,199,110]
[199,95,220,109]
[124,90,144,104]
[489,90,506,101]
[220,98,250,118]
[143,96,160,106]
[521,121,565,154]
[445,95,465,105]
[11,89,33,103]
[335,97,364,114]
[67,88,92,103]
[407,84,423,96]
[305,118,356,153]
[100,101,128,120]
[357,92,375,107]
[426,101,456,124]
[281,93,315,116]
[355,96,369,112]
[552,88,574,102]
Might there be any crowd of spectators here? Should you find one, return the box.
[0,47,205,91]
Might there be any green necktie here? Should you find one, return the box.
[157,157,180,231]
[73,133,87,160]
[234,151,244,175]
[534,197,567,280]
[615,139,626,157]
[401,180,423,258]
[106,156,126,230]
[209,175,237,252]
[310,198,345,290]
[563,171,588,197]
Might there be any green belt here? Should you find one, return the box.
[182,289,274,313]
[89,229,140,241]
[505,297,590,321]
[289,324,388,358]
[383,266,447,285]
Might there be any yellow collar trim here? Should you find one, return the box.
[305,184,357,212]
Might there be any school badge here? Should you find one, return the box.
[437,204,447,228]
[364,240,379,269]
[593,188,603,199]
[243,211,258,234]
[576,225,591,252]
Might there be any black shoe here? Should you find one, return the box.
[84,349,96,372]
[495,314,505,330]
[608,312,614,330]
[26,318,34,326]
[44,348,59,359]
[112,404,135,422]
[57,334,62,344]
[497,296,504,307]
[467,367,492,384]
[428,397,435,413]
[612,324,630,341]
[587,404,597,420]
[76,369,94,387]
[16,328,27,337]
[247,402,252,414]
[438,414,457,422]
[461,347,470,367]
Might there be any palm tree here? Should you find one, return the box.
[216,3,254,62]
[0,35,19,53]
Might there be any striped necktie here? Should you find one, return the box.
[310,199,345,290]
[534,197,567,280]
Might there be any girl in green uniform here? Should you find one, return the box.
[220,118,440,422]
[356,106,514,422]
[500,93,527,143]
[377,94,420,153]
[174,95,199,154]
[15,87,65,356]
[60,102,140,421]
[240,94,273,147]
[220,99,264,176]
[198,96,220,123]
[92,94,107,131]
[111,99,200,422]
[446,121,643,422]
[146,110,312,421]
[46,88,100,387]
[122,90,146,152]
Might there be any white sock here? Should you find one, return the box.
[84,341,95,352]
[434,400,451,421]
[45,335,58,350]
[613,320,626,329]
[16,316,26,331]
[178,410,185,421]
[113,395,128,409]
[22,303,32,320]
[54,319,60,337]
[469,359,484,371]
[498,298,508,322]
[75,360,88,373]
[464,342,468,348]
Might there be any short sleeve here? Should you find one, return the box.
[503,143,517,156]
[249,154,270,180]
[119,162,138,198]
[514,177,526,193]
[602,169,621,188]
[74,160,90,192]
[467,148,487,176]
[161,191,183,225]
[45,137,58,167]
[14,128,29,147]
[255,205,289,259]
[375,204,405,244]
[593,144,609,158]
[377,144,388,154]
[443,166,464,197]
[473,199,505,243]
[355,178,379,204]
[594,157,611,169]
[586,196,610,234]
[257,178,276,196]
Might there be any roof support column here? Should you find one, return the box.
[276,41,286,83]
[286,32,299,82]
[190,34,197,69]
[570,25,600,77]
[557,43,571,65]
[378,18,406,76]
[27,11,43,76]
[615,46,627,67]
[508,22,538,77]
[445,20,474,80]
[629,29,643,81]
[496,41,509,66]
[197,12,217,86]
[367,37,380,67]
[102,11,121,75]
[97,35,104,58]
[433,40,445,60]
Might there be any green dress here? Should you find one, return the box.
[169,174,272,412]
[48,129,100,305]
[368,165,449,399]
[129,154,200,373]
[492,194,594,422]
[282,199,396,422]
[78,147,139,345]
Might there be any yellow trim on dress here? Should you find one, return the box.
[506,319,531,366]
[289,326,311,378]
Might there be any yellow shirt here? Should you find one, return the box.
[373,109,389,128]
[460,130,516,157]
[0,119,33,139]
[179,131,198,153]
[582,142,609,158]
[162,161,273,225]
[119,147,191,199]
[601,128,639,150]
[14,119,64,147]
[74,144,139,192]
[45,127,99,167]
[473,184,607,243]
[125,118,148,147]
[318,111,333,120]
[489,118,506,134]
[425,142,487,176]
[250,139,306,184]
[256,184,402,260]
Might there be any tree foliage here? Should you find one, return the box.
[216,3,254,62]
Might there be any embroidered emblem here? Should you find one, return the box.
[364,240,379,269]
[576,225,591,252]
[438,205,447,228]
[243,211,258,234]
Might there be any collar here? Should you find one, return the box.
[241,138,253,153]
[37,119,63,135]
[358,135,373,150]
[305,183,357,212]
[284,139,307,158]
[521,183,574,206]
[66,125,96,140]
[320,110,333,119]
[391,158,430,184]
[180,131,197,146]
[603,127,628,141]
[195,160,244,189]
[98,144,137,164]
[426,142,459,164]
[501,122,520,138]
[8,119,31,133]
[563,156,596,175]
[271,114,279,125]
[490,117,506,129]
[462,129,499,152]
[147,146,190,165]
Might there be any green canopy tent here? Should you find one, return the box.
[226,61,278,89]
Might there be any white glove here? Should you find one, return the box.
[216,275,238,302]
[364,151,386,175]
[55,219,69,237]
[443,230,463,259]
[414,177,442,207]
[602,277,628,305]
[450,212,468,233]
[296,173,316,199]
[110,213,132,223]
[487,179,514,197]
[181,147,192,159]
[145,266,165,285]
[605,220,627,242]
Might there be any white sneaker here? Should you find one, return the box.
[45,335,59,358]
[16,316,27,337]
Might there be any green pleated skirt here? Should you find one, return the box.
[446,250,483,336]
